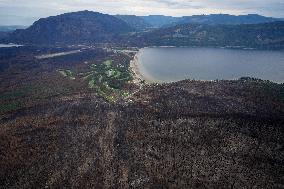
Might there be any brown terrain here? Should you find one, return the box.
[0,46,284,188]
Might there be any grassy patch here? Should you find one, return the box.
[103,60,113,68]
[1,91,25,101]
[58,69,76,80]
[57,58,132,102]
[0,86,35,101]
[121,91,130,97]
[0,101,22,114]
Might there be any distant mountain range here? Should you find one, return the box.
[2,11,284,49]
[0,26,28,40]
[129,22,284,50]
[114,15,151,31]
[140,15,179,28]
[0,32,9,40]
[176,14,283,26]
[0,25,27,32]
[117,14,283,29]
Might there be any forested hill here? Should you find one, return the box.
[130,21,284,50]
[175,14,283,26]
[5,11,134,44]
[119,14,283,28]
[114,15,151,31]
[3,11,284,49]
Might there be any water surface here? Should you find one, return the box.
[0,44,22,48]
[138,47,284,83]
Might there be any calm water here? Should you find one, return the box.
[138,47,284,83]
[0,44,22,48]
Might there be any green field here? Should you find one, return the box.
[58,69,76,80]
[58,59,132,102]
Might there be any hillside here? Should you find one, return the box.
[177,14,282,26]
[131,22,284,49]
[0,25,27,32]
[1,78,283,188]
[0,7,284,189]
[3,11,284,48]
[6,11,134,44]
[0,32,9,40]
[140,15,180,27]
[138,14,282,28]
[0,34,283,188]
[115,15,151,31]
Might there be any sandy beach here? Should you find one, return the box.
[129,51,153,85]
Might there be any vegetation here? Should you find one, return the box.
[1,79,283,188]
[115,15,151,31]
[0,86,34,113]
[0,101,21,114]
[58,69,76,80]
[3,11,284,50]
[6,10,134,44]
[0,11,283,189]
[137,14,281,28]
[240,77,284,102]
[0,46,137,115]
[129,22,284,50]
[57,58,132,102]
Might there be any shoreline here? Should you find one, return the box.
[129,47,284,85]
[129,50,155,85]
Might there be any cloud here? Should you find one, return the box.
[0,0,283,25]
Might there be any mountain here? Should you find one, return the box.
[177,14,282,26]
[0,26,28,40]
[0,31,9,40]
[3,11,284,49]
[115,15,151,31]
[0,25,28,32]
[140,15,180,28]
[139,14,282,28]
[6,11,134,44]
[130,21,284,49]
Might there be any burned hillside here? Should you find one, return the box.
[1,79,283,188]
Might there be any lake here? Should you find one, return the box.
[137,47,284,83]
[0,44,22,48]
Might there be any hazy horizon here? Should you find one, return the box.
[1,12,283,27]
[0,0,283,26]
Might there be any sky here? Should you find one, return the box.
[0,0,283,26]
